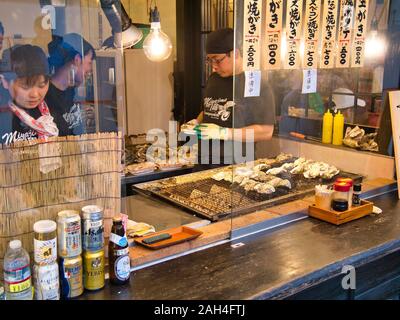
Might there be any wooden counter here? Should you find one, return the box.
[81,188,400,300]
[128,177,396,268]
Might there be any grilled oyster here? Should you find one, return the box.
[275,153,293,162]
[267,167,287,175]
[212,171,233,182]
[278,179,292,189]
[243,180,259,192]
[254,183,276,194]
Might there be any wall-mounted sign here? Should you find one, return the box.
[285,0,304,69]
[266,0,283,70]
[336,0,355,68]
[303,0,322,69]
[351,0,369,68]
[243,0,263,71]
[320,0,339,69]
[244,70,262,97]
[388,90,400,199]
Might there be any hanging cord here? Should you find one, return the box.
[148,0,158,22]
[372,0,389,28]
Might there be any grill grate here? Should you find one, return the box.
[135,166,363,221]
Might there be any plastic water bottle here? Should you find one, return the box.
[3,240,33,300]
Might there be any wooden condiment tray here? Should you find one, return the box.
[134,226,203,250]
[308,200,374,225]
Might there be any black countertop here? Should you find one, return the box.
[81,191,400,300]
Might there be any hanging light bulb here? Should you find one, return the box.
[143,6,173,62]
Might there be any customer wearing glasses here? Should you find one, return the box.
[181,28,275,168]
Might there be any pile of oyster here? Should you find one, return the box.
[211,153,339,196]
[343,126,379,152]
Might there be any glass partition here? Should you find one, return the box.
[231,0,397,236]
[0,0,127,286]
[0,0,236,285]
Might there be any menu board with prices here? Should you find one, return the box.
[336,0,355,68]
[285,0,304,69]
[320,0,339,69]
[243,0,263,97]
[243,0,263,71]
[351,0,369,68]
[266,0,283,70]
[303,0,322,69]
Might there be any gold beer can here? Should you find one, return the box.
[83,249,105,291]
[59,255,83,299]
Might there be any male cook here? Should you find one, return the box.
[183,28,275,166]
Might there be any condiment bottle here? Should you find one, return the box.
[333,182,351,211]
[332,111,344,146]
[322,110,333,144]
[315,185,333,210]
[331,199,349,212]
[352,184,362,207]
[336,178,353,208]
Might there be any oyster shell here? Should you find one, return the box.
[278,179,292,189]
[267,167,287,175]
[212,171,228,181]
[254,183,276,194]
[243,180,259,192]
[275,153,293,162]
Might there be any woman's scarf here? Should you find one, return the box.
[8,100,59,138]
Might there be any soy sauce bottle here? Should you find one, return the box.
[108,216,131,285]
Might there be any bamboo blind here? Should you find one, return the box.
[0,132,122,280]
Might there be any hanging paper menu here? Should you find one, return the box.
[336,0,355,68]
[243,0,263,71]
[303,0,322,69]
[266,0,283,70]
[320,0,339,69]
[285,0,303,69]
[351,0,369,68]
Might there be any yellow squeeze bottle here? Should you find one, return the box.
[332,111,344,146]
[322,110,333,144]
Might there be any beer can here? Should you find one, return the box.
[57,210,82,258]
[33,262,60,300]
[83,249,105,291]
[59,255,83,299]
[81,205,104,251]
[33,220,57,265]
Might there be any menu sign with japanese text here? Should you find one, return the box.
[285,0,303,69]
[320,0,339,69]
[243,0,263,71]
[336,0,355,68]
[266,0,283,70]
[351,0,369,67]
[303,0,321,69]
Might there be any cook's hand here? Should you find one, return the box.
[194,123,230,140]
[180,119,199,133]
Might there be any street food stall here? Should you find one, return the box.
[0,0,399,300]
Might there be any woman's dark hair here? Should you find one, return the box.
[3,44,50,87]
[0,22,4,35]
[48,33,95,72]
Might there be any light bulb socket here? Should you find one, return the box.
[371,17,378,31]
[149,6,161,23]
[150,22,161,30]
